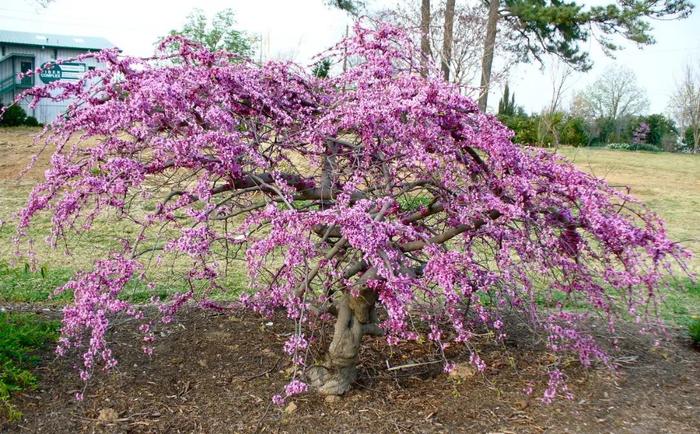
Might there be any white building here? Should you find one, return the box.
[0,29,115,124]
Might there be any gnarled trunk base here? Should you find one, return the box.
[306,364,358,396]
[307,291,378,395]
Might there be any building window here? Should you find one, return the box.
[88,66,95,71]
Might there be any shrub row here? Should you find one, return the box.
[606,142,662,152]
[0,105,41,127]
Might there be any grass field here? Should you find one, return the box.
[0,129,698,320]
[558,147,700,272]
[558,147,700,326]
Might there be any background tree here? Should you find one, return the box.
[441,0,456,81]
[644,115,677,148]
[13,23,686,405]
[326,0,366,15]
[500,114,540,144]
[326,0,367,72]
[538,61,574,147]
[160,8,256,59]
[477,0,694,112]
[632,122,650,145]
[312,59,333,78]
[683,127,696,151]
[377,1,512,91]
[0,105,27,127]
[478,0,501,110]
[669,62,700,153]
[497,83,516,116]
[574,64,649,142]
[496,84,542,145]
[420,0,432,77]
[537,111,564,147]
[560,115,590,146]
[628,114,678,150]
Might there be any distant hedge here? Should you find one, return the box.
[607,142,661,152]
[0,105,42,127]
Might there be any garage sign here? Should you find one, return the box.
[39,62,87,84]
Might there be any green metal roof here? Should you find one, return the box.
[0,29,115,50]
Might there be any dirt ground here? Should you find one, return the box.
[1,306,698,434]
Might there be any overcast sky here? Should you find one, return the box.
[2,0,699,114]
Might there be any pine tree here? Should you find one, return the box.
[498,83,516,117]
[477,0,694,111]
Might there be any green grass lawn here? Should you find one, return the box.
[0,182,247,305]
[0,312,59,421]
[0,260,247,305]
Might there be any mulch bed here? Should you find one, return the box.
[2,307,698,433]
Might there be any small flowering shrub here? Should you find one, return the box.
[10,22,689,404]
[632,122,651,145]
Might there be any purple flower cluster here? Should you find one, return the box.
[53,256,145,384]
[633,122,651,145]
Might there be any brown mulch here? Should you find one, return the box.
[1,307,699,434]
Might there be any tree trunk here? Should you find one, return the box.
[342,24,349,74]
[441,0,456,82]
[420,0,432,78]
[307,288,379,395]
[478,0,500,112]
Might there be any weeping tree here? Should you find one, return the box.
[12,22,687,403]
